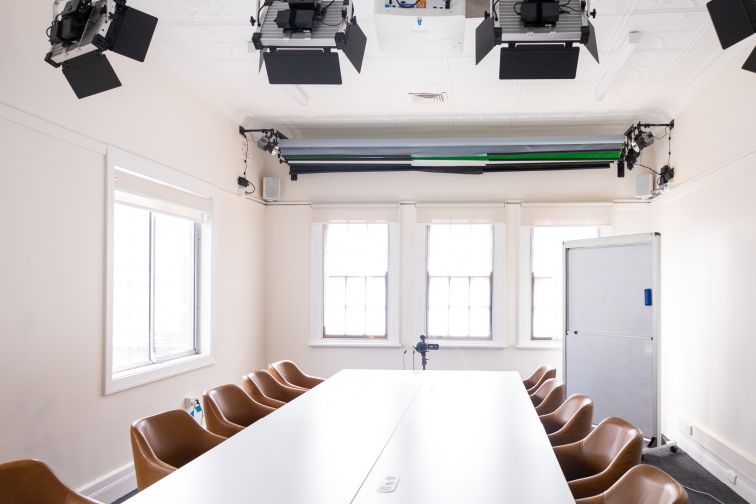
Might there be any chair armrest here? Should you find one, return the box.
[553,441,591,481]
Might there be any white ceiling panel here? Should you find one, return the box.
[131,0,740,129]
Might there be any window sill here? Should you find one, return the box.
[435,341,507,349]
[105,353,215,395]
[309,340,402,348]
[516,341,563,350]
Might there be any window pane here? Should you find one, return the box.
[345,305,366,335]
[112,204,151,372]
[426,224,494,339]
[365,306,386,336]
[428,306,449,337]
[469,307,490,337]
[325,306,345,336]
[346,277,366,308]
[469,278,491,307]
[448,307,469,337]
[325,277,346,307]
[323,223,389,338]
[448,277,470,307]
[531,226,600,340]
[153,213,197,361]
[366,277,386,307]
[427,225,450,276]
[428,277,449,307]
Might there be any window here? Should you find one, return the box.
[112,205,200,372]
[529,226,601,341]
[106,148,215,394]
[425,224,494,340]
[310,219,399,346]
[323,223,388,338]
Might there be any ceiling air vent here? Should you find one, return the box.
[409,92,448,104]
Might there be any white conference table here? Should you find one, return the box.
[126,370,573,504]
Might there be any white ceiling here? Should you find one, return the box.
[131,0,750,134]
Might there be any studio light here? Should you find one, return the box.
[475,0,600,79]
[251,0,367,85]
[617,121,674,179]
[634,130,655,150]
[706,0,756,73]
[45,0,158,99]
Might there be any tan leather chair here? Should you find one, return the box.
[524,365,557,394]
[203,384,276,437]
[0,459,101,504]
[539,394,594,447]
[554,417,644,499]
[530,378,566,415]
[245,370,306,403]
[575,464,688,504]
[269,360,325,389]
[242,374,286,409]
[130,409,225,490]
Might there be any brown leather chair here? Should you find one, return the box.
[575,464,688,504]
[269,360,325,389]
[524,365,557,394]
[539,394,594,447]
[554,417,644,499]
[242,374,286,409]
[530,378,566,415]
[245,370,306,403]
[203,384,276,437]
[130,409,225,490]
[0,459,101,504]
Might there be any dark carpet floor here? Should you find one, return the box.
[113,448,747,503]
[644,448,747,504]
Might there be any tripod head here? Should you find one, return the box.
[414,335,440,370]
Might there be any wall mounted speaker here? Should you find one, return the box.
[635,173,654,199]
[263,177,281,202]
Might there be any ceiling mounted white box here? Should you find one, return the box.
[374,0,466,55]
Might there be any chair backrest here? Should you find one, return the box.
[241,375,286,409]
[540,394,594,446]
[534,381,566,415]
[130,410,225,489]
[541,394,593,432]
[582,417,644,474]
[247,370,306,403]
[269,360,324,389]
[525,366,557,394]
[530,378,560,405]
[204,384,275,437]
[576,465,688,504]
[0,459,100,504]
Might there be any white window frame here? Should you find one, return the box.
[309,222,401,347]
[105,148,216,395]
[516,225,611,349]
[415,223,506,349]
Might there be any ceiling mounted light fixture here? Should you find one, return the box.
[45,0,158,98]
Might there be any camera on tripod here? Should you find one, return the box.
[414,335,439,370]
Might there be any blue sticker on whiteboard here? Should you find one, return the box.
[644,289,652,306]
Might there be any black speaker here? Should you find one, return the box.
[706,0,756,49]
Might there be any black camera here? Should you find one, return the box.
[414,335,439,370]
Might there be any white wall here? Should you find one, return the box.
[263,151,643,379]
[0,0,267,494]
[648,66,756,495]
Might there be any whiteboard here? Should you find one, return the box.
[564,234,660,441]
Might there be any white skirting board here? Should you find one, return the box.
[664,420,756,503]
[77,463,136,504]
